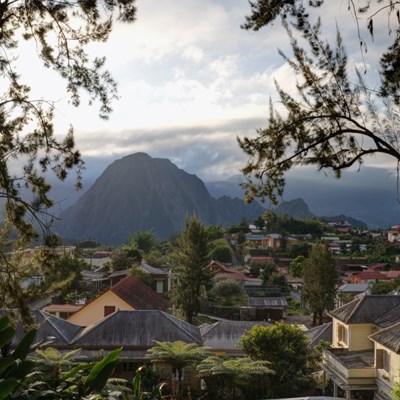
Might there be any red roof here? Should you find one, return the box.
[369,263,386,271]
[383,270,400,279]
[111,275,169,311]
[207,260,259,282]
[249,256,275,263]
[353,270,390,280]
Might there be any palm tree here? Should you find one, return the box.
[147,341,210,384]
[197,356,274,400]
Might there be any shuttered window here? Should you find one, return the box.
[104,305,116,316]
[375,349,384,369]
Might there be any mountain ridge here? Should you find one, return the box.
[55,153,265,244]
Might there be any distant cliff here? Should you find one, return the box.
[56,153,265,244]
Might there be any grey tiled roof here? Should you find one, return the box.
[72,310,202,347]
[200,321,270,351]
[329,295,400,324]
[374,304,400,328]
[369,321,400,353]
[306,322,332,347]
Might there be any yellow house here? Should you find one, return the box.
[321,295,400,400]
[68,275,169,326]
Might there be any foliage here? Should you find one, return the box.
[242,0,400,99]
[108,248,142,272]
[263,212,323,237]
[41,254,89,297]
[206,226,225,241]
[197,356,274,400]
[303,244,338,325]
[146,341,210,385]
[0,315,122,398]
[288,242,312,258]
[239,2,400,206]
[210,277,245,306]
[170,215,212,324]
[129,266,153,287]
[209,246,232,264]
[268,272,289,291]
[289,256,306,278]
[0,0,136,244]
[129,366,163,400]
[259,262,278,284]
[370,279,400,294]
[393,379,400,400]
[130,231,158,255]
[253,216,265,230]
[240,322,309,397]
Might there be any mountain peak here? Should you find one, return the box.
[56,154,264,244]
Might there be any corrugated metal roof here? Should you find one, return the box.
[247,297,288,308]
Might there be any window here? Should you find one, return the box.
[376,349,391,372]
[104,305,116,316]
[337,324,347,344]
[156,280,164,293]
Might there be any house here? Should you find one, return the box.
[387,225,400,242]
[7,309,201,381]
[245,233,298,248]
[351,270,390,284]
[336,283,369,307]
[139,261,169,294]
[207,260,263,288]
[240,296,288,321]
[306,322,333,348]
[68,275,169,326]
[321,294,400,400]
[200,320,270,356]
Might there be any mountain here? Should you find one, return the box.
[55,153,265,244]
[205,166,400,228]
[274,198,367,228]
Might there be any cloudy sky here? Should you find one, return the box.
[22,0,396,184]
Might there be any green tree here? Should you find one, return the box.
[239,2,400,205]
[370,279,400,294]
[288,242,312,258]
[0,0,136,243]
[108,248,142,272]
[290,255,306,278]
[197,356,274,400]
[260,261,278,285]
[240,322,309,398]
[253,216,265,230]
[171,215,211,324]
[209,245,232,263]
[242,1,400,99]
[130,231,158,254]
[210,277,245,306]
[206,225,225,240]
[303,244,338,325]
[146,340,210,398]
[0,0,136,321]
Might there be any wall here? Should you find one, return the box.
[68,291,134,326]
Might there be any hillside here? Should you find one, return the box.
[55,153,264,244]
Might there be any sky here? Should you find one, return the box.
[19,0,398,184]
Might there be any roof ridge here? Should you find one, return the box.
[39,311,70,344]
[160,312,201,344]
[201,322,219,336]
[71,310,117,344]
[346,295,366,323]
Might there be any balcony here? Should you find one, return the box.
[322,348,377,391]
